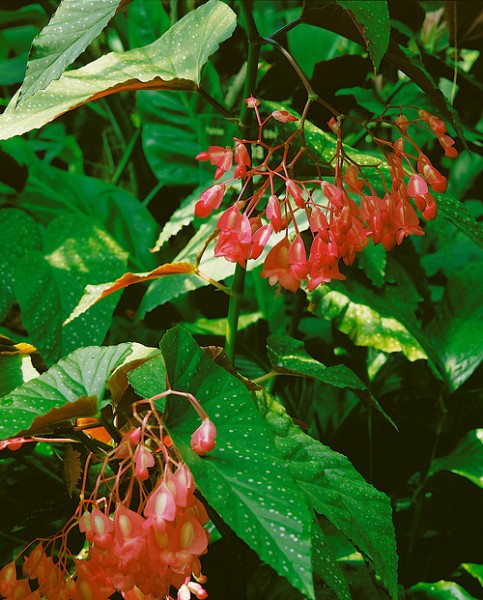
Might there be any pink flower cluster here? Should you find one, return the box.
[0,394,216,600]
[195,98,457,293]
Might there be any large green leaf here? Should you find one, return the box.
[17,0,123,104]
[0,208,42,321]
[267,334,366,390]
[132,327,315,599]
[0,342,158,439]
[336,1,390,71]
[256,391,398,599]
[0,0,236,140]
[3,138,159,271]
[424,273,483,391]
[14,214,128,364]
[429,430,483,489]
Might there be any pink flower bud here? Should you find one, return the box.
[191,419,216,456]
[244,95,260,108]
[134,445,155,481]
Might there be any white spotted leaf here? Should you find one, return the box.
[131,327,316,599]
[0,0,236,140]
[17,0,123,104]
[0,342,157,440]
[256,391,398,600]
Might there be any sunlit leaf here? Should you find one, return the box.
[429,430,483,488]
[0,0,236,140]
[17,0,124,104]
[65,262,196,325]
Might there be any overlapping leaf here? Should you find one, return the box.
[17,0,124,104]
[15,214,128,364]
[0,0,236,139]
[0,342,157,439]
[336,1,390,71]
[64,262,196,325]
[429,430,483,488]
[129,327,315,599]
[257,391,398,599]
[267,334,366,390]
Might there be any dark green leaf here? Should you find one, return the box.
[357,241,386,288]
[429,430,483,488]
[257,391,398,599]
[267,334,367,390]
[424,273,483,391]
[460,563,483,587]
[127,0,170,48]
[336,1,390,71]
[17,0,122,104]
[0,343,154,439]
[0,0,237,139]
[127,354,167,406]
[0,208,42,321]
[156,327,315,599]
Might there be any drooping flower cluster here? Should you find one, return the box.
[195,98,458,292]
[0,392,216,600]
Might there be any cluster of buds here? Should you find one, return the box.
[0,392,216,600]
[195,98,458,293]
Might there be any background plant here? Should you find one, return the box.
[0,1,482,599]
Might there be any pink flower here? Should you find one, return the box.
[407,175,428,197]
[133,445,155,481]
[191,419,216,456]
[244,95,260,108]
[261,238,304,292]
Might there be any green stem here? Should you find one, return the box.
[224,2,260,363]
[111,127,141,186]
[405,390,448,575]
[225,263,247,363]
[197,87,235,119]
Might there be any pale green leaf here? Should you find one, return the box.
[17,0,122,104]
[0,342,152,439]
[0,0,236,139]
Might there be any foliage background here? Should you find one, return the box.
[0,1,482,599]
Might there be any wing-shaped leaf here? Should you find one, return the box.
[0,354,38,398]
[0,342,156,439]
[429,430,483,488]
[267,334,366,390]
[64,262,196,325]
[311,518,351,599]
[0,0,236,140]
[336,1,390,71]
[129,327,316,599]
[17,0,123,104]
[257,391,398,599]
